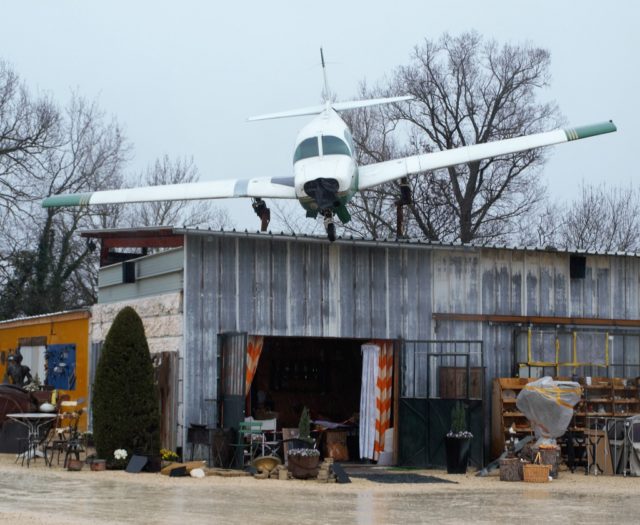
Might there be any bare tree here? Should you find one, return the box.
[0,94,129,318]
[515,200,564,248]
[0,60,59,218]
[346,32,562,243]
[120,155,232,229]
[516,182,640,253]
[559,183,640,252]
[270,200,322,236]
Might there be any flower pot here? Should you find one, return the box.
[287,453,320,479]
[444,436,471,474]
[90,459,106,471]
[67,458,84,471]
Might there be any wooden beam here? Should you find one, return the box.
[102,237,183,249]
[432,312,640,328]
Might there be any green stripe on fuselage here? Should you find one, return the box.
[564,121,617,141]
[42,193,93,207]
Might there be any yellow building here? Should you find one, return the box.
[0,310,90,429]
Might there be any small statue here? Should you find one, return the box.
[6,351,32,387]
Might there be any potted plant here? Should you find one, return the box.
[444,401,473,474]
[160,448,180,468]
[286,407,321,479]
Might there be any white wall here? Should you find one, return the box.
[90,291,184,355]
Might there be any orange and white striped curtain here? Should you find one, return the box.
[373,341,393,460]
[360,340,394,461]
[244,336,264,396]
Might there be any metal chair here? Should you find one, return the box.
[229,420,263,468]
[257,417,280,457]
[44,400,85,467]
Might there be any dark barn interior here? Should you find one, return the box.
[250,336,364,428]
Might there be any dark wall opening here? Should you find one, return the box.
[250,336,364,429]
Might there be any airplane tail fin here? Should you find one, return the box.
[320,47,330,103]
[247,95,414,122]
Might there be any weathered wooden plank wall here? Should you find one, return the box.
[181,232,640,446]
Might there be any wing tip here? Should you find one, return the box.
[42,193,92,208]
[564,121,617,141]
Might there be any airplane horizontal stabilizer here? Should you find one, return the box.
[358,121,617,190]
[42,177,297,208]
[248,96,413,122]
[331,95,414,112]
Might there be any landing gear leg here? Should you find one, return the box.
[252,198,270,232]
[323,211,336,242]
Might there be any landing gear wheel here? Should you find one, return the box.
[326,222,336,242]
[323,211,336,242]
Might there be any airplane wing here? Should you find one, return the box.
[357,121,617,191]
[42,176,297,208]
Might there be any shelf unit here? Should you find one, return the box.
[491,377,535,459]
[574,378,640,430]
[491,376,640,459]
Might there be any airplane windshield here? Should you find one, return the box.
[322,136,351,156]
[293,137,320,163]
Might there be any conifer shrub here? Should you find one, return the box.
[92,306,160,465]
[298,406,313,445]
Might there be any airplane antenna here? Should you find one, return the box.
[320,47,331,104]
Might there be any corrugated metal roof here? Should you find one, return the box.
[174,227,640,258]
[79,226,640,258]
[0,308,91,326]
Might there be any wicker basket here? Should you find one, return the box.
[523,453,550,483]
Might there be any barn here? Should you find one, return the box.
[84,227,640,468]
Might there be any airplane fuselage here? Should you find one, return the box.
[292,107,358,223]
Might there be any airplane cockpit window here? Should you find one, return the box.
[343,130,356,152]
[322,135,351,157]
[293,137,320,163]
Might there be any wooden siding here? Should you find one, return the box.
[98,248,184,303]
[179,232,640,448]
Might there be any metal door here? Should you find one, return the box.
[218,332,247,432]
[398,339,484,468]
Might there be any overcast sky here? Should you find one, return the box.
[1,1,637,231]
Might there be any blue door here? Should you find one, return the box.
[45,344,76,390]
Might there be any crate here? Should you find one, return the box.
[324,430,349,461]
[523,462,550,483]
[325,430,348,444]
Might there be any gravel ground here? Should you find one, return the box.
[0,454,639,524]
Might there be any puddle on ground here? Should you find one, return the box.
[1,469,640,524]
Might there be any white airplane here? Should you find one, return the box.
[43,51,617,241]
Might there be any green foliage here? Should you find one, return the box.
[92,307,160,463]
[298,406,313,444]
[450,401,467,433]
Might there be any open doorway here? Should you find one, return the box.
[249,336,366,460]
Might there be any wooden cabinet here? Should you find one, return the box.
[491,377,535,459]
